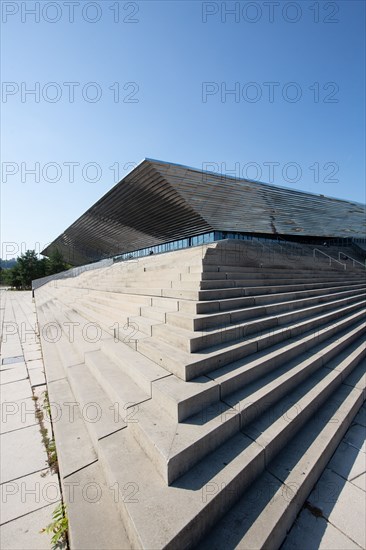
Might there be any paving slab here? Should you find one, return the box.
[24,350,43,362]
[1,379,33,402]
[65,461,131,549]
[0,364,28,385]
[0,350,24,361]
[0,469,60,524]
[26,359,45,370]
[350,472,366,492]
[327,441,366,481]
[0,360,26,371]
[28,367,46,387]
[307,468,366,549]
[0,423,48,483]
[22,343,42,353]
[1,356,24,365]
[197,469,285,550]
[0,502,56,549]
[47,378,97,479]
[20,337,39,347]
[281,507,359,550]
[353,405,366,427]
[343,364,366,390]
[342,424,366,453]
[0,334,22,344]
[0,397,38,434]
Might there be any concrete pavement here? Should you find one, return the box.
[282,403,366,550]
[0,290,63,549]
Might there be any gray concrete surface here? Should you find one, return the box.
[32,251,365,549]
[282,403,366,550]
[0,290,63,549]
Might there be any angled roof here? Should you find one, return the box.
[41,158,366,265]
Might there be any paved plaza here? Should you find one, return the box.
[0,290,62,549]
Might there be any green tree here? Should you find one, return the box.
[0,267,8,286]
[0,249,69,290]
[1,264,22,289]
[47,248,69,275]
[17,250,44,289]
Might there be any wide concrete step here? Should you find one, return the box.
[202,255,348,271]
[35,302,67,383]
[97,354,365,549]
[37,304,98,479]
[200,264,363,275]
[150,296,181,310]
[98,415,265,549]
[90,291,153,305]
[172,280,235,290]
[178,282,366,314]
[130,399,240,485]
[101,338,169,395]
[153,294,366,353]
[116,278,179,289]
[197,276,364,290]
[211,317,366,398]
[197,363,365,550]
[40,296,106,359]
[172,274,364,290]
[36,299,133,549]
[77,298,131,322]
[130,332,365,486]
[151,374,220,422]
[137,306,366,380]
[241,350,364,468]
[224,330,365,426]
[128,314,161,336]
[152,318,365,423]
[84,349,151,416]
[197,279,366,301]
[77,285,168,297]
[167,287,366,331]
[143,262,192,273]
[61,298,149,350]
[140,305,170,322]
[81,292,145,313]
[40,302,85,368]
[195,270,364,281]
[67,362,126,445]
[45,284,89,295]
[162,288,200,300]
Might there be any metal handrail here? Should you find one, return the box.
[313,248,346,270]
[32,258,113,291]
[338,252,366,269]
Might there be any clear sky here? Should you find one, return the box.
[1,0,365,259]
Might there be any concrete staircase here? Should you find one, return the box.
[34,239,366,549]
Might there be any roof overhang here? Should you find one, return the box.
[42,159,366,266]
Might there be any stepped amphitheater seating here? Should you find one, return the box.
[34,239,366,549]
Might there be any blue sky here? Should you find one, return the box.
[1,0,365,258]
